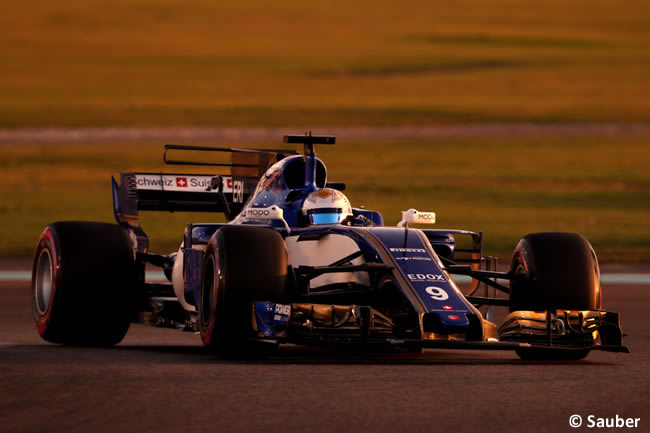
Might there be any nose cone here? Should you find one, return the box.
[422,311,471,334]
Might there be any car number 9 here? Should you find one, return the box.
[425,286,449,301]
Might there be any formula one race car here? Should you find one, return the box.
[31,134,628,360]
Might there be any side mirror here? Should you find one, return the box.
[244,206,291,233]
[397,208,436,227]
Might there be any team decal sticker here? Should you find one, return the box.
[394,256,432,261]
[407,273,446,282]
[134,175,234,192]
[233,180,244,203]
[273,304,291,321]
[406,274,451,301]
[390,248,426,253]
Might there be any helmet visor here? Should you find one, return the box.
[306,208,347,225]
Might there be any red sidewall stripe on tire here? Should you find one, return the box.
[33,227,60,336]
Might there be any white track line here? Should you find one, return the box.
[1,271,649,283]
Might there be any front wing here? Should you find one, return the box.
[251,301,629,354]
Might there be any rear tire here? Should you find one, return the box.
[509,232,600,361]
[32,221,137,346]
[199,225,288,357]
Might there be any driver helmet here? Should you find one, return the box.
[302,188,353,225]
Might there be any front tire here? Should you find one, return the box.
[32,221,138,346]
[510,232,600,312]
[199,225,288,356]
[509,232,601,361]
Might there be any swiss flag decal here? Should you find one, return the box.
[176,177,188,187]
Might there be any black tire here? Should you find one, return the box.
[32,221,137,346]
[199,225,288,356]
[509,232,600,361]
[510,232,600,312]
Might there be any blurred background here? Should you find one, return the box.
[1,0,649,261]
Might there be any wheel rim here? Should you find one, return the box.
[35,249,53,315]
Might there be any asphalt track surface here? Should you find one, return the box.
[1,280,647,433]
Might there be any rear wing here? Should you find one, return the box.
[112,145,297,251]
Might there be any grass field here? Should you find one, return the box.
[1,0,650,126]
[2,135,649,262]
[2,2,649,262]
